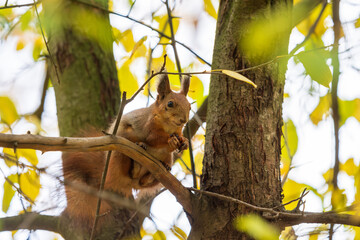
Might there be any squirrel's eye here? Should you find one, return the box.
[167,101,174,107]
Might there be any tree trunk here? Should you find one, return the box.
[189,0,291,239]
[43,0,120,137]
[43,0,141,239]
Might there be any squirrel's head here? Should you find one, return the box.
[155,74,191,134]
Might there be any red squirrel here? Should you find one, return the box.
[62,74,191,226]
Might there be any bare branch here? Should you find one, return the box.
[330,0,341,192]
[0,133,193,214]
[0,2,39,10]
[189,188,360,228]
[164,0,197,189]
[73,0,211,66]
[0,212,60,233]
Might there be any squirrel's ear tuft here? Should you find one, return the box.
[180,75,190,96]
[157,74,172,99]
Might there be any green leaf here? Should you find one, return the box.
[296,48,332,87]
[203,0,217,19]
[339,98,360,126]
[20,9,33,31]
[0,96,19,125]
[2,174,17,213]
[19,170,40,203]
[234,214,279,240]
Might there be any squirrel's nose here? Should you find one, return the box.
[180,118,186,124]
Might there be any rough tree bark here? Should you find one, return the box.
[42,0,140,239]
[188,0,292,239]
[43,0,119,137]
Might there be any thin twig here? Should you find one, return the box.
[73,0,211,66]
[281,121,295,187]
[0,2,38,10]
[33,0,60,83]
[330,0,341,193]
[33,64,50,119]
[165,0,197,189]
[126,0,137,17]
[0,167,35,205]
[330,0,341,238]
[90,56,168,239]
[89,92,127,240]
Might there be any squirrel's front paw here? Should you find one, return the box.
[169,134,189,152]
[178,136,189,152]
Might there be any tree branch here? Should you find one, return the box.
[0,133,193,214]
[189,188,360,228]
[0,212,60,233]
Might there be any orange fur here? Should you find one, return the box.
[62,75,191,227]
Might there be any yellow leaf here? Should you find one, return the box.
[220,70,257,88]
[170,226,187,240]
[3,148,17,167]
[154,14,180,38]
[310,94,331,125]
[203,0,217,19]
[18,149,39,166]
[355,18,360,28]
[118,62,139,96]
[188,76,204,104]
[331,188,347,211]
[280,227,296,240]
[33,37,44,61]
[20,170,40,203]
[234,214,279,240]
[178,149,191,174]
[296,3,331,37]
[0,96,19,125]
[282,179,307,210]
[2,174,17,213]
[24,114,42,132]
[153,230,166,240]
[115,29,136,52]
[194,152,203,175]
[341,158,358,176]
[281,120,298,176]
[129,36,147,59]
[16,39,25,51]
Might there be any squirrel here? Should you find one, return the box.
[61,74,191,227]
